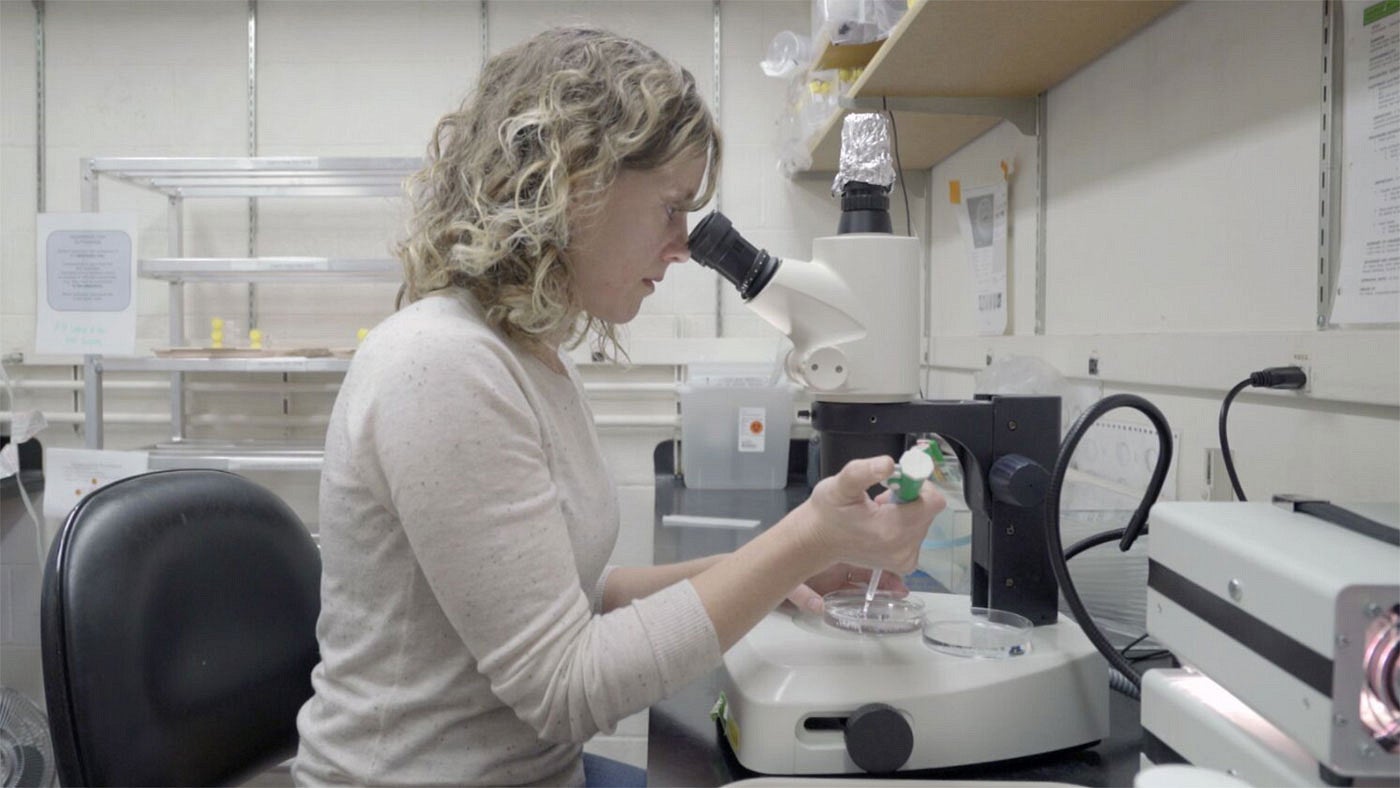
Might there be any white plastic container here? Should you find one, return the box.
[680,364,794,490]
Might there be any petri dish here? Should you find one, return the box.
[822,590,925,635]
[922,607,1033,658]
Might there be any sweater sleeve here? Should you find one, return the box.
[590,565,617,614]
[360,331,720,743]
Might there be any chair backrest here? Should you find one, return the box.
[41,469,321,787]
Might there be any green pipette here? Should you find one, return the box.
[862,442,936,613]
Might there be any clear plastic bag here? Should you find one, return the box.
[813,0,908,45]
[775,69,840,176]
[759,31,813,79]
[973,355,1102,441]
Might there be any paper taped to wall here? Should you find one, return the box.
[34,213,140,357]
[1333,0,1400,325]
[42,448,149,520]
[954,182,1008,336]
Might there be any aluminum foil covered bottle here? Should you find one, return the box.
[831,113,896,235]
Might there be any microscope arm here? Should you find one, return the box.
[744,261,867,391]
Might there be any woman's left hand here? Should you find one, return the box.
[784,563,909,614]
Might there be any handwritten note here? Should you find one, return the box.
[35,213,139,356]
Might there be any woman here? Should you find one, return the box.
[293,26,943,787]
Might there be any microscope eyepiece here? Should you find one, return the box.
[837,181,893,235]
[687,211,780,300]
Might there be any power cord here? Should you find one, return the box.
[882,98,913,238]
[1063,527,1125,561]
[1050,371,1304,694]
[1045,393,1174,693]
[1069,529,1169,688]
[1218,365,1308,501]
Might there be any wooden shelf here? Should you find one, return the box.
[804,0,1179,171]
[812,35,884,71]
[808,109,1000,173]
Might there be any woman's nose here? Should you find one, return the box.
[662,224,690,264]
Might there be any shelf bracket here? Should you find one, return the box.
[840,95,1039,136]
[84,355,103,449]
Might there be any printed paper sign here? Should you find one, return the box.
[35,213,139,356]
[955,182,1008,336]
[1333,0,1400,324]
[42,448,149,520]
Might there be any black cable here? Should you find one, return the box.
[1064,528,1125,562]
[1128,649,1173,664]
[1069,531,1176,670]
[882,98,913,238]
[1217,366,1308,502]
[1120,633,1150,656]
[1218,378,1251,501]
[1045,393,1174,690]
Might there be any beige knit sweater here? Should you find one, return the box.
[293,292,720,787]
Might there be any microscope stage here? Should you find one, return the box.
[717,592,1110,775]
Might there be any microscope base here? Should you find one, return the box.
[717,592,1109,775]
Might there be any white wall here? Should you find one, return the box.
[925,0,1397,504]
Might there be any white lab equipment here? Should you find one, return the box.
[1133,762,1253,788]
[1140,668,1394,788]
[1146,499,1400,785]
[714,592,1107,775]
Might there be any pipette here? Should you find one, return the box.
[861,442,936,614]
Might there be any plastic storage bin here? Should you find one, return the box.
[918,479,973,594]
[680,364,794,490]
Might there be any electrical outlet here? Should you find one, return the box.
[1202,447,1235,501]
[1289,354,1313,393]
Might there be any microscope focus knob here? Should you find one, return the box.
[843,703,912,774]
[990,454,1050,507]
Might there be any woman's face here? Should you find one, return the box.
[566,153,707,324]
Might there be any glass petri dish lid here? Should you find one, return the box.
[922,606,1033,658]
[822,590,925,635]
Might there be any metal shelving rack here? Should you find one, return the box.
[80,156,420,470]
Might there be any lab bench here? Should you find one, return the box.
[647,440,1151,787]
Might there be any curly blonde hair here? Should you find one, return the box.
[396,26,721,357]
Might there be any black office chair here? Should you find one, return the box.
[41,468,321,787]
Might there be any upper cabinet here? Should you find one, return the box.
[803,0,1179,171]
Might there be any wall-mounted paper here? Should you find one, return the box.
[35,212,139,356]
[1333,0,1399,325]
[41,448,149,520]
[955,182,1008,336]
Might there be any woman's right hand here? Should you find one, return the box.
[797,456,946,574]
[690,454,947,651]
